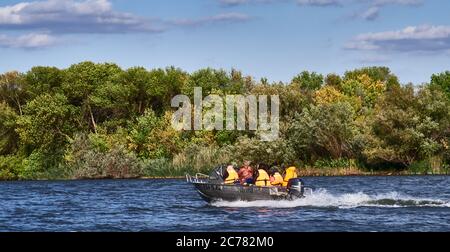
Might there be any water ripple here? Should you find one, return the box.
[0,176,449,231]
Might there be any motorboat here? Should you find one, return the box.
[186,165,312,202]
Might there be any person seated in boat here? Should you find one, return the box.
[223,164,239,184]
[238,161,254,185]
[282,165,299,187]
[269,167,284,186]
[255,163,271,187]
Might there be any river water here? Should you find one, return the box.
[0,176,449,231]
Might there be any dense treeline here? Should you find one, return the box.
[0,62,449,180]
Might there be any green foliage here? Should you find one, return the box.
[65,134,142,179]
[339,74,386,109]
[314,158,357,169]
[229,136,296,166]
[0,71,27,115]
[325,73,342,88]
[183,68,248,97]
[1,63,449,180]
[288,102,359,161]
[0,155,24,180]
[25,66,64,98]
[172,144,232,174]
[0,102,19,155]
[430,71,450,100]
[250,82,307,119]
[140,158,174,177]
[127,110,183,159]
[21,150,66,180]
[16,93,81,151]
[292,71,324,91]
[344,66,400,90]
[362,85,450,167]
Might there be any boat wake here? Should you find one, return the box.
[211,189,450,209]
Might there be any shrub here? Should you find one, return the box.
[313,158,357,169]
[0,155,23,180]
[66,134,142,179]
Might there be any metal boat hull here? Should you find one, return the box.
[193,182,301,202]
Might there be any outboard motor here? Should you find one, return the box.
[208,164,226,184]
[287,178,305,199]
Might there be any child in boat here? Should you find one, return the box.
[255,163,271,186]
[269,167,284,186]
[238,161,254,185]
[223,164,239,184]
[282,165,299,187]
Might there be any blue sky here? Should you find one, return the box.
[0,0,449,84]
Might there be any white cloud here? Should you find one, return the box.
[218,0,424,21]
[372,0,422,6]
[345,25,450,52]
[0,0,253,49]
[0,33,58,48]
[0,0,162,33]
[360,6,380,20]
[357,0,423,20]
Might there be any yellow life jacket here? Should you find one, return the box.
[282,166,298,187]
[224,168,239,184]
[270,172,284,186]
[255,169,270,186]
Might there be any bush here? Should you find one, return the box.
[172,144,233,174]
[66,134,142,179]
[230,136,296,166]
[0,155,23,180]
[409,160,432,174]
[313,158,357,169]
[20,150,66,180]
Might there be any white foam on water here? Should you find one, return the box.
[210,189,449,209]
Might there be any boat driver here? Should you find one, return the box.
[238,161,254,185]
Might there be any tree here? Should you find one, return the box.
[288,102,358,162]
[0,102,19,155]
[0,71,27,115]
[127,110,183,159]
[25,66,64,98]
[430,71,450,100]
[119,67,153,116]
[119,66,188,116]
[344,66,399,90]
[325,73,342,88]
[184,68,230,97]
[250,82,307,119]
[148,67,188,112]
[291,71,324,91]
[62,61,123,133]
[362,85,450,167]
[340,74,386,109]
[314,85,346,105]
[16,93,81,151]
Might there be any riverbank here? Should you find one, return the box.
[141,168,448,179]
[1,166,448,182]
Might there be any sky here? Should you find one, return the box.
[0,0,449,84]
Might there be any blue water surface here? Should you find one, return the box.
[0,176,449,231]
